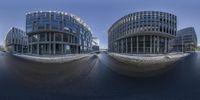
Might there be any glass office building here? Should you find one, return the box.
[174,27,197,52]
[108,11,177,54]
[5,27,28,53]
[26,11,92,55]
[92,37,100,51]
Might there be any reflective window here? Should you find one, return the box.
[63,34,68,42]
[40,33,45,41]
[32,34,39,42]
[55,33,62,41]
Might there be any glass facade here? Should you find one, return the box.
[108,11,177,54]
[26,11,92,55]
[5,27,28,54]
[173,27,197,52]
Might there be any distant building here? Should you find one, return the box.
[26,11,92,55]
[0,45,5,51]
[108,11,177,54]
[5,27,28,53]
[173,27,197,52]
[92,37,100,51]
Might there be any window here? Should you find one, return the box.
[46,24,50,29]
[38,26,44,30]
[40,33,45,41]
[32,34,39,42]
[63,34,68,42]
[55,33,62,41]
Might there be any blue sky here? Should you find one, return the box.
[0,0,200,48]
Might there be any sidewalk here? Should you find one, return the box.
[107,53,190,76]
[13,54,93,63]
[109,53,190,64]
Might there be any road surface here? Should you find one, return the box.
[0,51,200,100]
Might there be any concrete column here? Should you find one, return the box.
[16,45,18,53]
[150,35,152,54]
[118,41,120,53]
[21,45,24,54]
[115,41,119,53]
[126,38,128,53]
[37,34,40,55]
[49,44,51,55]
[61,34,63,54]
[121,39,123,53]
[28,36,32,54]
[71,35,72,43]
[53,33,56,55]
[157,36,160,53]
[77,45,79,53]
[49,33,51,54]
[30,45,32,54]
[37,43,39,55]
[143,35,145,54]
[45,33,47,42]
[68,35,70,43]
[28,45,29,54]
[164,37,167,53]
[153,36,156,54]
[131,37,133,54]
[167,38,169,53]
[71,36,73,43]
[136,36,139,54]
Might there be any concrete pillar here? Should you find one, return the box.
[53,43,56,55]
[150,35,152,54]
[77,45,79,53]
[116,41,117,53]
[37,43,39,55]
[28,44,29,54]
[157,36,160,53]
[49,44,51,55]
[53,33,56,55]
[71,35,72,43]
[126,38,128,53]
[49,33,51,54]
[153,36,156,54]
[143,35,145,54]
[30,45,32,54]
[68,35,70,43]
[16,45,18,53]
[121,39,123,53]
[131,37,133,54]
[22,45,23,54]
[136,36,139,54]
[17,44,19,53]
[167,38,169,53]
[118,41,120,53]
[61,34,63,54]
[164,37,167,53]
[45,33,47,42]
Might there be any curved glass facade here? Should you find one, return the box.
[26,11,92,55]
[108,11,177,54]
[5,27,28,53]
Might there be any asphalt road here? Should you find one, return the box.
[0,51,200,100]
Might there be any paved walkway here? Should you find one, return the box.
[109,53,189,64]
[13,54,93,63]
